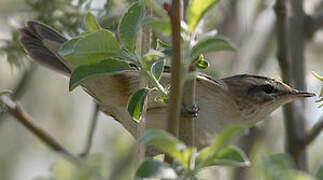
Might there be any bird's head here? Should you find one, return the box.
[220,74,315,125]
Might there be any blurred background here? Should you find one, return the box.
[0,0,322,179]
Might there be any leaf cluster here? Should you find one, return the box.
[59,0,236,122]
[135,126,249,179]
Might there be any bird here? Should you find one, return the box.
[19,21,315,149]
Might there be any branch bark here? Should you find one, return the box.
[300,116,323,146]
[179,67,196,147]
[80,103,100,158]
[275,0,309,171]
[167,0,183,137]
[0,96,82,165]
[136,7,152,163]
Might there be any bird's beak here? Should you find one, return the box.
[288,90,316,98]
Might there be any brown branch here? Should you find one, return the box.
[179,67,196,147]
[300,116,323,146]
[0,95,82,165]
[165,0,183,164]
[80,103,100,158]
[167,0,183,138]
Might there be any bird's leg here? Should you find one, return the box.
[181,104,200,118]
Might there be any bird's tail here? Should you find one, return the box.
[19,21,142,138]
[19,21,71,75]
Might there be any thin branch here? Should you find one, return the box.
[80,103,100,158]
[165,0,183,164]
[167,0,183,137]
[275,0,309,171]
[12,62,37,100]
[137,7,152,162]
[300,116,323,146]
[274,0,289,82]
[306,11,323,36]
[0,95,82,165]
[179,67,196,147]
[1,63,37,123]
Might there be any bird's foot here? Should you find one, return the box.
[181,104,200,118]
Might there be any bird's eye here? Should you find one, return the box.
[262,84,274,94]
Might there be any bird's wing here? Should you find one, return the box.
[196,74,228,92]
[19,21,142,135]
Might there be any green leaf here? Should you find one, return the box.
[191,37,236,59]
[57,38,81,59]
[69,59,136,91]
[142,17,171,36]
[140,0,168,18]
[212,126,245,150]
[85,12,101,32]
[0,89,12,96]
[315,164,323,180]
[127,88,150,121]
[152,59,165,80]
[135,159,177,179]
[186,0,220,33]
[142,50,165,70]
[312,71,323,82]
[312,72,323,107]
[315,98,323,103]
[58,29,122,67]
[194,55,209,69]
[142,130,192,168]
[196,126,245,167]
[203,146,250,167]
[119,2,145,53]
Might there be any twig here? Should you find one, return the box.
[167,0,183,137]
[274,0,289,83]
[306,11,323,36]
[179,67,196,147]
[166,0,183,164]
[0,95,82,165]
[12,62,37,100]
[80,103,100,158]
[137,7,152,162]
[300,116,323,146]
[0,63,37,123]
[108,146,135,180]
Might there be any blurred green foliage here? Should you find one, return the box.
[34,149,135,180]
[0,0,133,68]
[0,0,89,67]
[261,154,315,180]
